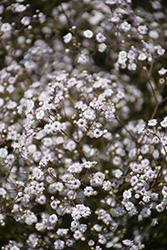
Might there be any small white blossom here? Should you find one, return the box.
[1,23,12,32]
[123,190,132,200]
[0,148,8,158]
[21,16,31,26]
[118,51,127,64]
[149,30,159,39]
[78,54,89,64]
[15,4,26,12]
[138,52,147,61]
[158,67,167,75]
[63,33,72,43]
[98,43,107,52]
[160,116,167,128]
[36,108,45,119]
[54,240,65,250]
[102,180,112,191]
[121,21,131,32]
[96,32,106,43]
[148,119,157,126]
[83,29,93,38]
[114,169,123,179]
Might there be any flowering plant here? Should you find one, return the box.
[0,0,167,249]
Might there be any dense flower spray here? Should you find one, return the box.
[0,0,167,249]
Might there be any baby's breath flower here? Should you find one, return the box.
[118,51,127,64]
[54,240,64,250]
[102,180,112,191]
[149,30,159,39]
[1,23,12,32]
[84,186,94,196]
[0,148,8,158]
[63,33,72,43]
[114,169,123,179]
[148,119,157,126]
[158,67,167,75]
[138,52,147,61]
[98,43,107,52]
[21,16,31,26]
[123,190,132,200]
[138,25,148,35]
[96,32,106,43]
[121,21,131,32]
[83,29,93,38]
[77,54,89,64]
[15,4,26,12]
[160,116,167,128]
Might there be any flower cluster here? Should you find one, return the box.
[0,0,167,249]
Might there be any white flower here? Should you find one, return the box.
[77,118,87,128]
[128,63,137,71]
[141,207,151,217]
[26,99,34,113]
[25,212,37,225]
[15,4,26,12]
[44,123,53,133]
[27,144,36,154]
[77,54,89,64]
[10,246,20,250]
[36,108,45,119]
[0,188,7,196]
[49,214,58,225]
[115,169,123,178]
[93,172,105,181]
[113,153,122,164]
[0,98,4,107]
[94,129,103,138]
[142,195,150,203]
[104,88,113,96]
[148,119,157,126]
[63,33,72,43]
[158,67,167,75]
[149,30,159,39]
[138,52,147,61]
[138,25,148,35]
[160,116,167,128]
[0,148,8,158]
[96,32,106,43]
[68,162,83,173]
[71,209,82,221]
[84,186,94,196]
[98,43,107,52]
[83,108,96,120]
[83,29,93,38]
[157,48,165,55]
[83,161,97,169]
[111,16,120,23]
[123,190,132,200]
[21,16,31,26]
[1,23,12,32]
[73,230,83,240]
[35,222,45,231]
[54,240,64,250]
[55,182,64,192]
[102,180,112,191]
[80,206,91,218]
[122,239,133,246]
[51,121,62,132]
[121,21,131,32]
[118,51,127,64]
[124,201,135,211]
[156,203,164,212]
